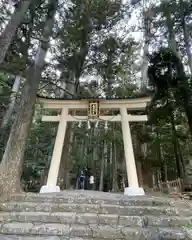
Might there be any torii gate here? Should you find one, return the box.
[37,96,151,196]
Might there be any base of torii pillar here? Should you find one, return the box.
[40,185,60,193]
[124,187,145,196]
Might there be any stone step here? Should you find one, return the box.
[0,201,187,216]
[10,192,175,207]
[0,211,191,228]
[0,223,191,239]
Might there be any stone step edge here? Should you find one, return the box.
[0,201,182,210]
[10,193,172,199]
[0,236,123,240]
[9,194,175,206]
[0,223,191,239]
[1,202,190,216]
[0,211,192,228]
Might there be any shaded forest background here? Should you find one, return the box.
[0,0,192,194]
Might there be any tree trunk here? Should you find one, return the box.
[163,1,181,59]
[136,161,144,187]
[92,127,97,172]
[99,140,106,191]
[163,161,168,182]
[140,8,152,88]
[0,0,58,196]
[0,0,33,65]
[179,0,192,74]
[1,75,21,128]
[108,141,113,191]
[170,111,184,178]
[112,139,119,192]
[155,130,165,181]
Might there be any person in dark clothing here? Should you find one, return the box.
[79,170,85,189]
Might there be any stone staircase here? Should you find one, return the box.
[0,190,192,239]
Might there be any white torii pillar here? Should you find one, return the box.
[40,107,68,193]
[120,107,145,196]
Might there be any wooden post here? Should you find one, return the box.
[166,181,170,194]
[178,178,182,193]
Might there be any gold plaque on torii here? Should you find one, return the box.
[88,100,100,118]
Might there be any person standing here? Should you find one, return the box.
[79,170,85,190]
[89,175,95,190]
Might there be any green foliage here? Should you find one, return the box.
[148,47,185,90]
[23,109,57,182]
[0,73,12,160]
[0,73,11,99]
